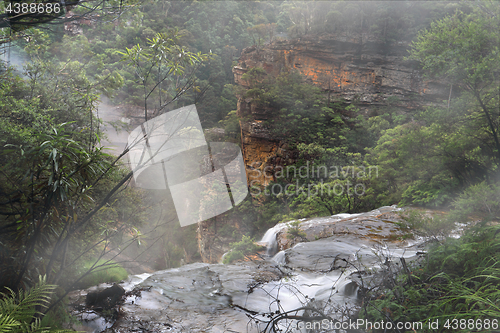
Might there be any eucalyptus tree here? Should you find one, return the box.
[409,2,500,167]
[118,29,212,121]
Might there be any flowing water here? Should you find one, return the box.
[71,205,432,333]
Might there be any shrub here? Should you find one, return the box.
[449,181,500,222]
[397,209,455,241]
[286,221,307,240]
[360,223,500,332]
[222,235,263,264]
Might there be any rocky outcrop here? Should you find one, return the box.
[233,33,449,187]
[68,206,428,332]
[200,33,450,264]
[197,216,227,264]
[236,99,295,187]
[276,208,405,251]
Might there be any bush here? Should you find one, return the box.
[360,223,500,332]
[286,221,307,240]
[449,181,500,222]
[397,209,455,241]
[222,235,263,264]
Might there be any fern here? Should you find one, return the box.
[0,276,75,333]
[0,314,18,332]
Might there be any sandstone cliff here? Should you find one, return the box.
[199,32,449,263]
[233,33,448,187]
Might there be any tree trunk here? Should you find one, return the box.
[474,90,500,165]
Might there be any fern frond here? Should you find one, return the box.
[1,277,56,324]
[0,276,76,333]
[0,313,21,332]
[0,289,19,322]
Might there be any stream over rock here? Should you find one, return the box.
[69,206,426,332]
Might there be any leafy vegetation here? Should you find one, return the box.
[286,221,306,240]
[449,181,500,222]
[1,0,215,322]
[360,181,500,331]
[222,235,263,264]
[396,210,456,241]
[242,1,499,223]
[0,276,72,333]
[373,1,500,207]
[76,259,128,289]
[360,220,500,332]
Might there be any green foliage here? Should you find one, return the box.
[247,23,276,48]
[408,3,500,166]
[0,276,73,333]
[118,29,211,116]
[218,110,241,141]
[409,5,499,89]
[2,3,500,330]
[240,69,371,158]
[361,223,500,332]
[76,259,128,289]
[157,217,200,270]
[0,26,145,293]
[240,67,383,226]
[366,106,495,207]
[279,1,457,41]
[222,235,262,264]
[71,0,276,127]
[286,221,306,240]
[449,181,500,222]
[254,160,380,229]
[362,2,500,209]
[0,119,129,288]
[397,209,456,241]
[240,67,379,225]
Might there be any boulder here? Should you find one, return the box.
[86,283,125,308]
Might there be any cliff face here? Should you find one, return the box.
[200,33,449,264]
[233,33,448,187]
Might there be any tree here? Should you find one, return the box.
[0,23,211,321]
[0,0,140,30]
[280,1,313,37]
[247,23,276,48]
[118,29,211,120]
[368,122,461,206]
[408,2,500,166]
[0,49,131,291]
[0,0,142,59]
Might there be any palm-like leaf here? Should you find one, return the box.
[0,276,76,333]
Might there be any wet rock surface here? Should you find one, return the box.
[68,206,428,332]
[276,206,406,250]
[69,262,286,332]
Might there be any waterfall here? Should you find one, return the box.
[272,250,286,265]
[257,208,381,256]
[74,205,431,332]
[259,222,290,256]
